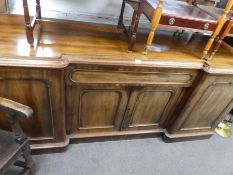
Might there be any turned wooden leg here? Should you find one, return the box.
[22,0,34,47]
[202,23,224,60]
[128,10,141,52]
[128,0,146,52]
[36,0,41,19]
[208,36,223,61]
[143,0,163,55]
[202,30,221,60]
[209,17,233,60]
[202,0,233,60]
[118,0,125,28]
[25,28,34,47]
[6,112,35,174]
[22,144,35,174]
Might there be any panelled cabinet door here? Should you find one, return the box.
[169,75,233,135]
[0,68,66,146]
[121,86,183,131]
[66,85,129,134]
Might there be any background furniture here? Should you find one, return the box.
[198,3,233,58]
[119,0,233,59]
[0,97,35,175]
[0,0,7,13]
[22,0,124,47]
[211,12,233,57]
[22,0,41,46]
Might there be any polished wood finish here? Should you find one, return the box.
[0,97,35,175]
[0,15,233,152]
[211,14,233,58]
[198,4,233,58]
[66,64,198,139]
[0,64,67,151]
[22,0,124,47]
[121,86,182,131]
[0,13,70,149]
[120,0,233,59]
[198,1,233,60]
[21,0,42,46]
[201,0,233,59]
[166,72,233,140]
[144,0,163,54]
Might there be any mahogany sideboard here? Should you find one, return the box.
[0,15,233,153]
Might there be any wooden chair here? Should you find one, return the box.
[118,0,233,59]
[22,0,41,47]
[0,97,35,175]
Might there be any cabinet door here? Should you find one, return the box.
[169,75,233,135]
[0,68,66,146]
[66,85,129,134]
[122,86,183,131]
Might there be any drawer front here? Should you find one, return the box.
[143,1,217,33]
[68,69,195,86]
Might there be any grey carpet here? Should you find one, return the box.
[5,134,233,175]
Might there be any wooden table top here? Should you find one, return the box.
[0,14,232,73]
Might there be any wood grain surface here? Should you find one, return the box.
[0,14,232,152]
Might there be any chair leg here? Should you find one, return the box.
[118,0,126,28]
[22,144,35,174]
[143,0,163,55]
[22,0,34,47]
[19,168,32,175]
[128,10,141,52]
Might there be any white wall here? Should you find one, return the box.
[8,0,148,25]
[8,0,218,33]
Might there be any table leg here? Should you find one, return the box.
[36,0,41,19]
[117,0,125,28]
[128,11,141,52]
[143,0,163,55]
[22,0,34,46]
[202,0,233,60]
[209,16,233,60]
[128,0,145,52]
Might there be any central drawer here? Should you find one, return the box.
[69,69,194,86]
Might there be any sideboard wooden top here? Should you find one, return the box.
[0,14,232,73]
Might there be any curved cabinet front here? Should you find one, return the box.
[166,74,233,141]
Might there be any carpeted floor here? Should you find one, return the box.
[6,134,233,175]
